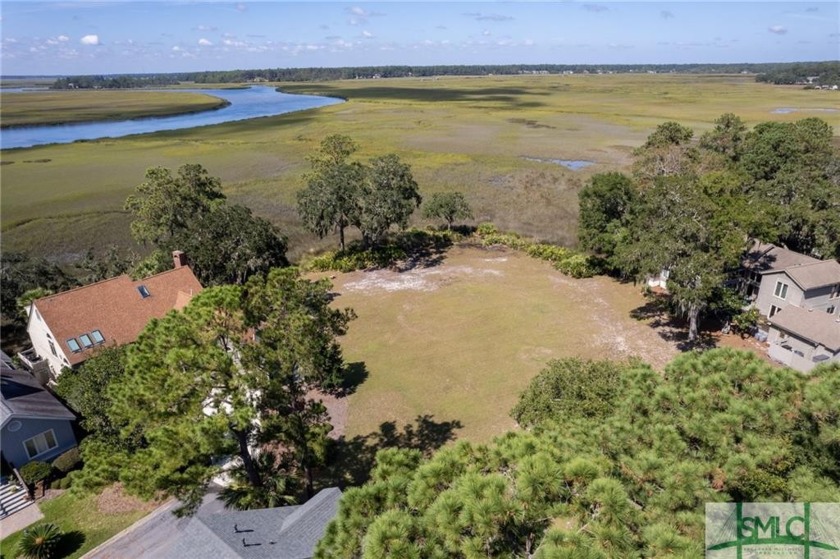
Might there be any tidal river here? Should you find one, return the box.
[0,86,343,150]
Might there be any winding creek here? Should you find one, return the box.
[0,86,344,150]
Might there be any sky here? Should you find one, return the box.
[1,1,838,75]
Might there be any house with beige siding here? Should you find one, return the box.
[741,241,840,372]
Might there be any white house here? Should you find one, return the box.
[22,252,202,382]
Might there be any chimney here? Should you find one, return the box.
[172,250,188,269]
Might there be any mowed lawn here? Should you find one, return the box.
[2,74,838,262]
[329,245,677,443]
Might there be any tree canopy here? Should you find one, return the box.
[580,114,840,340]
[124,163,225,248]
[124,164,288,285]
[72,268,354,514]
[298,135,421,250]
[422,191,473,230]
[316,350,840,558]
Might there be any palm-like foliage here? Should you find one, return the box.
[17,523,62,559]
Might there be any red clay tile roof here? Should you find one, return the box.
[32,266,202,366]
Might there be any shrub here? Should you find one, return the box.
[20,461,51,485]
[554,254,597,279]
[52,447,81,474]
[17,523,62,559]
[476,222,498,236]
[526,243,572,263]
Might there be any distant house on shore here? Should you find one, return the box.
[21,251,202,382]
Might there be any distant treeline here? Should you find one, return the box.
[755,61,840,86]
[49,61,839,89]
[51,74,181,89]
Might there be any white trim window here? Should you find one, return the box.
[23,429,58,459]
[769,305,781,318]
[774,281,789,300]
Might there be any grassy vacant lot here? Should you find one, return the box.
[2,74,837,262]
[0,486,158,559]
[329,245,677,443]
[1,91,227,128]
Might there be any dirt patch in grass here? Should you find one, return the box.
[97,484,162,515]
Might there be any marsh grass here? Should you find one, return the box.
[2,74,837,262]
[0,91,227,127]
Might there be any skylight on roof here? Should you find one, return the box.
[91,330,105,344]
[66,338,81,353]
[80,334,93,348]
[137,285,150,298]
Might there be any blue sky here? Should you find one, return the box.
[1,2,838,75]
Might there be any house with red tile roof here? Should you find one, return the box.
[23,251,202,381]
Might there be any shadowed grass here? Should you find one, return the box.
[2,74,837,262]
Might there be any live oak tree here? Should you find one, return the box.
[422,191,473,230]
[576,172,636,271]
[358,154,422,246]
[124,163,225,248]
[74,268,354,514]
[298,135,422,250]
[173,204,289,286]
[125,165,288,285]
[316,350,840,559]
[617,175,744,342]
[297,135,366,251]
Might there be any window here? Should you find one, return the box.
[48,340,57,357]
[831,284,840,299]
[137,285,150,298]
[828,306,836,315]
[23,430,58,459]
[774,281,789,300]
[91,330,105,344]
[66,338,81,353]
[79,334,93,348]
[769,305,781,318]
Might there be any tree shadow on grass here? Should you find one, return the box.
[319,414,463,489]
[335,362,369,397]
[57,531,85,558]
[631,296,719,352]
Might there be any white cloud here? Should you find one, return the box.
[198,38,213,46]
[80,34,99,45]
[768,25,787,34]
[350,6,366,16]
[482,29,491,37]
[172,46,181,51]
[58,35,69,42]
[235,3,247,12]
[362,30,374,38]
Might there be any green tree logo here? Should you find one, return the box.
[706,503,840,558]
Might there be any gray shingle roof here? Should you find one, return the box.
[1,359,76,428]
[170,487,341,559]
[784,260,840,291]
[770,306,840,352]
[742,241,820,274]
